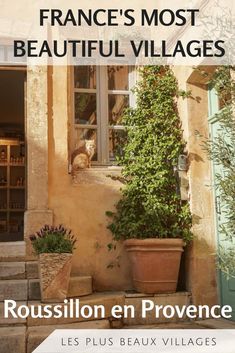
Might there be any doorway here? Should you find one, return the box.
[208,86,235,321]
[0,68,26,241]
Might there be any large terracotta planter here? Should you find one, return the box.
[124,238,184,294]
[39,253,72,302]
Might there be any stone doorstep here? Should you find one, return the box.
[195,318,235,329]
[0,326,26,353]
[123,292,191,326]
[0,262,26,280]
[26,292,190,327]
[27,320,110,353]
[123,322,207,329]
[0,241,26,262]
[28,276,93,300]
[0,279,28,301]
[125,291,190,298]
[27,292,125,326]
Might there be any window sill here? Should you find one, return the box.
[71,166,123,185]
[83,165,122,171]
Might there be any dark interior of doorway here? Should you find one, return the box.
[0,70,26,241]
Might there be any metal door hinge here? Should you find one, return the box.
[215,196,221,215]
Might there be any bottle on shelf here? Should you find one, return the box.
[0,149,6,163]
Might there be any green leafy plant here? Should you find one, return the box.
[200,66,235,277]
[107,66,192,243]
[30,225,77,255]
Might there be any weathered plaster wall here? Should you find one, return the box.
[28,65,218,299]
[173,66,218,307]
[47,66,132,291]
[25,66,53,261]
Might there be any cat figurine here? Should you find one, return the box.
[72,139,95,171]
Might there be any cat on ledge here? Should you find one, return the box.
[71,139,95,171]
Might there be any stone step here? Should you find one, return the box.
[195,318,235,329]
[124,322,206,329]
[0,241,25,262]
[0,262,26,280]
[0,326,26,353]
[26,261,39,279]
[123,291,191,326]
[27,320,110,353]
[28,276,93,300]
[0,301,27,326]
[27,292,125,326]
[0,279,28,301]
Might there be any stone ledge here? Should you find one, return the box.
[0,262,26,280]
[27,292,125,326]
[124,292,191,326]
[72,167,123,185]
[0,242,25,262]
[0,279,28,301]
[195,318,235,329]
[0,326,26,353]
[125,291,154,298]
[125,291,190,298]
[124,321,207,329]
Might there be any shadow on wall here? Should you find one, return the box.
[45,66,132,291]
[26,66,218,296]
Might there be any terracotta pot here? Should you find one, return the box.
[124,238,184,294]
[39,253,72,302]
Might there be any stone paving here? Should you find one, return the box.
[125,319,235,329]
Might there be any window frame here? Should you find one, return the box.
[0,42,27,65]
[71,65,136,167]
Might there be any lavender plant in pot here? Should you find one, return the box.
[30,225,77,302]
[107,66,193,294]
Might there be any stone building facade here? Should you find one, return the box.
[17,65,218,305]
[1,63,234,353]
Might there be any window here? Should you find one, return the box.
[0,44,26,64]
[72,65,135,166]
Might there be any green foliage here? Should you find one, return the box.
[218,246,235,279]
[201,66,235,278]
[107,66,192,243]
[178,89,193,99]
[30,225,77,255]
[203,66,235,241]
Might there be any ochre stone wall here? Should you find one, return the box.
[47,66,132,291]
[173,66,218,307]
[25,65,218,301]
[25,66,53,261]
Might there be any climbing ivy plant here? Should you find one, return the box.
[107,66,192,243]
[202,66,235,278]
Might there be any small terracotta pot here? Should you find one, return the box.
[39,253,72,302]
[124,238,184,294]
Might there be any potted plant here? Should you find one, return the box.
[30,225,77,302]
[107,66,193,294]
